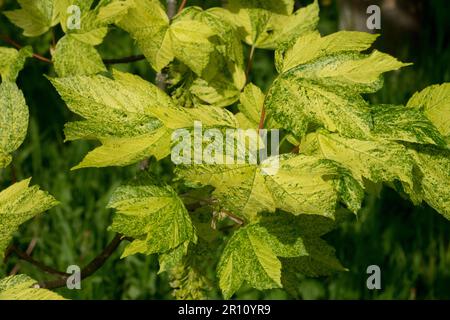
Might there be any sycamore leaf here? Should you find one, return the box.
[237,83,265,126]
[301,131,415,190]
[218,213,342,299]
[108,175,196,258]
[255,0,319,49]
[265,75,373,139]
[189,76,241,108]
[169,19,218,79]
[54,0,95,32]
[53,35,106,77]
[407,83,450,143]
[50,70,237,168]
[407,145,450,220]
[172,7,246,107]
[97,0,135,24]
[0,46,33,82]
[215,0,318,49]
[217,224,282,299]
[0,275,65,300]
[54,0,108,45]
[275,31,378,73]
[4,0,59,37]
[371,104,445,146]
[178,7,246,84]
[264,155,363,216]
[115,0,173,72]
[0,82,29,168]
[266,32,409,139]
[0,178,58,259]
[177,153,363,220]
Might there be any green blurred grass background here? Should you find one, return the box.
[1,0,450,299]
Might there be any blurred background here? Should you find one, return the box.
[0,0,449,299]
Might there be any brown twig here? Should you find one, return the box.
[9,237,38,276]
[103,54,146,65]
[9,245,69,277]
[245,45,256,82]
[0,35,53,64]
[38,234,128,289]
[178,0,187,13]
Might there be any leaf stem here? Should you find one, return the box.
[0,35,53,64]
[245,45,256,82]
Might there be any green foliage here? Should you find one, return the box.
[1,0,449,300]
[0,274,65,300]
[108,174,196,257]
[0,178,58,259]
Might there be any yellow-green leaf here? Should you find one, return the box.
[407,83,450,143]
[276,31,379,73]
[108,175,196,258]
[0,82,29,168]
[371,104,445,146]
[4,0,59,37]
[0,46,33,82]
[407,146,450,220]
[53,35,106,77]
[0,179,58,259]
[0,275,66,300]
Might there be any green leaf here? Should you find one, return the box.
[54,0,95,32]
[217,224,282,299]
[275,31,378,73]
[0,275,66,300]
[108,175,196,258]
[115,0,173,72]
[302,131,415,189]
[237,83,265,126]
[407,83,450,143]
[0,178,58,259]
[0,82,29,168]
[264,154,363,216]
[169,19,218,79]
[265,74,373,139]
[218,212,343,299]
[266,34,409,139]
[371,104,445,146]
[4,0,59,37]
[50,69,238,168]
[0,46,33,82]
[97,0,135,24]
[177,152,363,220]
[407,145,450,220]
[53,35,106,77]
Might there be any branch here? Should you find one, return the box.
[178,0,187,13]
[9,245,69,277]
[103,54,146,65]
[0,35,53,64]
[6,234,129,289]
[38,233,127,289]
